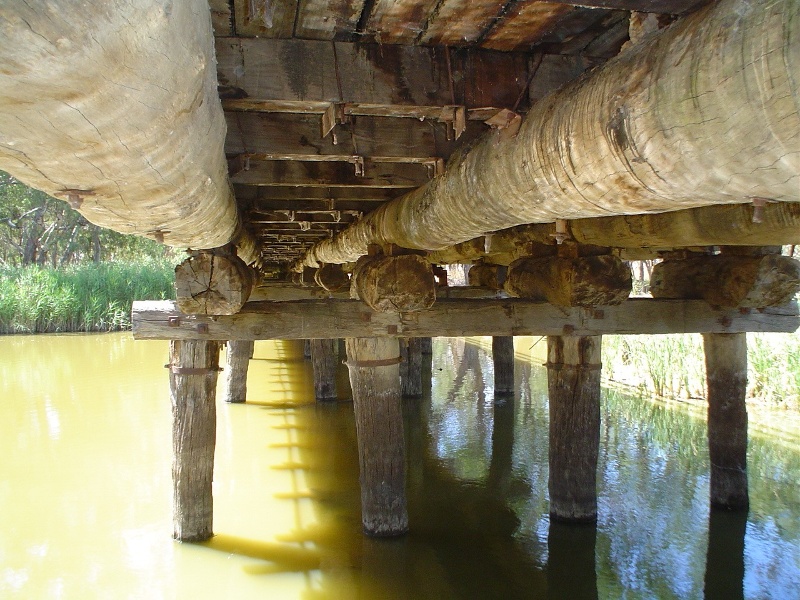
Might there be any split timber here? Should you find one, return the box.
[132,299,800,341]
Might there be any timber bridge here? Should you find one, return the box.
[1,0,799,542]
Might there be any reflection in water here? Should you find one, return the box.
[0,334,799,598]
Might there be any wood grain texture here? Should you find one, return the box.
[492,336,515,397]
[224,340,254,403]
[547,335,601,522]
[352,254,437,313]
[311,338,339,400]
[170,340,221,541]
[301,0,800,267]
[131,298,800,340]
[295,0,367,39]
[0,0,242,251]
[703,333,749,509]
[175,252,254,315]
[346,337,408,536]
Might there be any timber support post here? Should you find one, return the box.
[346,337,408,536]
[224,340,254,403]
[311,338,338,401]
[547,335,602,523]
[400,338,423,398]
[169,339,221,542]
[492,336,515,398]
[703,333,749,510]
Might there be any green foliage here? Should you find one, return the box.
[0,260,175,333]
[0,170,176,266]
[604,332,800,409]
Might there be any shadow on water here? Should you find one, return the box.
[197,337,797,599]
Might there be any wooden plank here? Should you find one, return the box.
[230,159,429,187]
[452,49,533,110]
[546,0,708,14]
[224,112,440,158]
[481,1,576,51]
[295,0,366,40]
[420,0,507,46]
[235,184,401,203]
[232,0,299,37]
[132,299,800,340]
[215,38,529,107]
[209,0,233,35]
[364,0,435,43]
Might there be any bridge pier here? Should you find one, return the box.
[492,336,515,398]
[400,338,423,398]
[224,340,253,404]
[311,338,338,401]
[169,339,220,542]
[346,337,409,536]
[703,332,749,510]
[547,335,602,523]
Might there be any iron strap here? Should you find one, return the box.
[165,364,223,375]
[344,356,402,368]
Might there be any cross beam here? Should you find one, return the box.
[132,299,799,341]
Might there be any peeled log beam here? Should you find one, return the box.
[429,202,800,265]
[175,251,254,315]
[505,256,631,307]
[351,254,436,313]
[300,0,800,269]
[651,254,800,308]
[0,1,255,262]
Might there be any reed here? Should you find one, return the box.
[0,259,175,334]
[603,333,800,410]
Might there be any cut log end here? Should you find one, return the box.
[175,251,254,315]
[352,254,436,313]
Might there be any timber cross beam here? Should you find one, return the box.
[131,299,800,341]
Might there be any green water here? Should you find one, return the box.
[0,334,798,599]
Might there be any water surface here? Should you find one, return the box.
[1,334,798,599]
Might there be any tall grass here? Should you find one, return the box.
[603,333,800,410]
[0,259,175,334]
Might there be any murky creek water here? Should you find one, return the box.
[1,333,798,599]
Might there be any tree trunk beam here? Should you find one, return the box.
[703,333,749,509]
[169,339,220,542]
[429,202,800,265]
[492,336,515,397]
[0,1,257,262]
[547,335,602,522]
[505,256,631,307]
[314,263,350,292]
[346,337,408,536]
[651,255,800,308]
[310,338,338,401]
[133,299,800,340]
[300,0,800,269]
[175,250,254,315]
[351,254,436,313]
[224,340,253,403]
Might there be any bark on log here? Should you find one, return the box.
[400,338,423,398]
[429,202,800,265]
[548,335,602,523]
[703,333,749,510]
[0,1,256,261]
[505,256,632,307]
[468,263,503,290]
[300,0,800,268]
[651,254,800,308]
[224,340,253,403]
[351,254,436,313]
[169,339,220,542]
[175,251,254,315]
[492,336,515,398]
[310,338,338,401]
[346,337,408,536]
[314,264,350,292]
